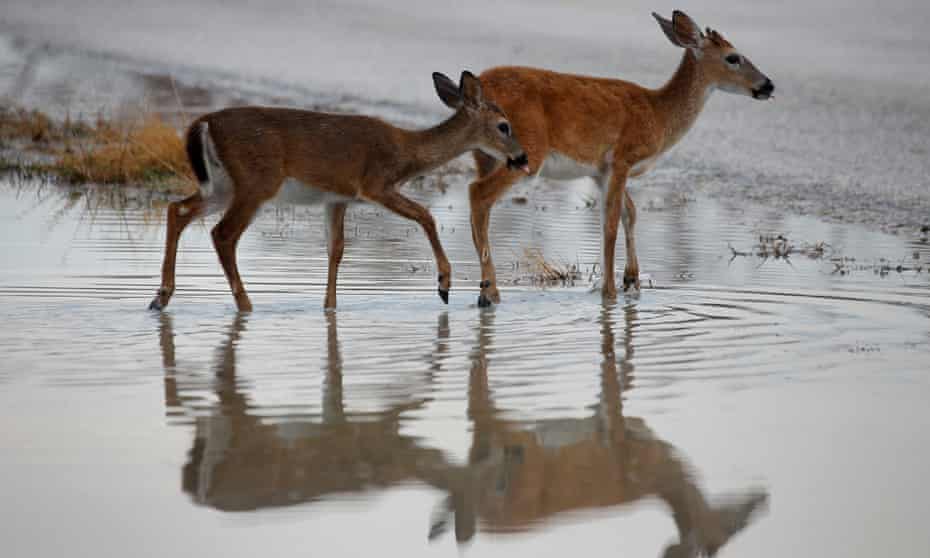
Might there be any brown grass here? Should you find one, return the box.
[0,107,53,145]
[1,106,194,192]
[57,115,193,186]
[518,248,582,286]
[0,107,94,146]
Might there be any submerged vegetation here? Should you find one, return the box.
[515,248,585,287]
[0,106,194,192]
[728,233,926,277]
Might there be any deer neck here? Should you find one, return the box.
[398,109,473,181]
[651,50,714,152]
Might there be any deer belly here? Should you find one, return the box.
[275,178,357,206]
[539,151,599,180]
[629,156,658,177]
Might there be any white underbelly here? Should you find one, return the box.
[629,155,658,177]
[538,151,600,180]
[274,178,357,206]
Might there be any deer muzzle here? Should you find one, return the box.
[507,153,531,174]
[752,79,775,100]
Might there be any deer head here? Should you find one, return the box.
[433,71,530,172]
[653,10,775,100]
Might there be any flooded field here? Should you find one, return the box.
[1,175,929,557]
[2,1,930,556]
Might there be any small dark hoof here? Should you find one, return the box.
[148,298,163,311]
[438,288,449,304]
[477,294,492,308]
[622,276,638,291]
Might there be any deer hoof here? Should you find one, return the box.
[477,294,493,308]
[148,289,169,311]
[438,288,449,304]
[623,275,640,292]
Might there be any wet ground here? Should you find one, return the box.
[1,2,930,556]
[1,174,929,557]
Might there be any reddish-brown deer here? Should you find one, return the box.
[468,10,774,306]
[149,71,528,312]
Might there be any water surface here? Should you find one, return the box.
[1,177,928,557]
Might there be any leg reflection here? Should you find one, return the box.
[430,303,767,555]
[159,311,451,512]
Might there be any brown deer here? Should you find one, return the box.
[148,71,529,312]
[467,10,775,306]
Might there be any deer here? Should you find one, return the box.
[148,71,529,312]
[467,10,775,307]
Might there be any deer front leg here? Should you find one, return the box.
[469,168,521,307]
[149,193,204,310]
[621,188,640,291]
[370,190,451,304]
[324,202,347,309]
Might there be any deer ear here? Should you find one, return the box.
[671,10,704,48]
[653,11,704,49]
[459,71,484,108]
[433,72,462,109]
[653,12,683,47]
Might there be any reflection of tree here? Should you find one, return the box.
[159,307,766,555]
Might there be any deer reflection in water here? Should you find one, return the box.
[159,306,767,556]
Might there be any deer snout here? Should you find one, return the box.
[507,152,531,174]
[753,78,775,100]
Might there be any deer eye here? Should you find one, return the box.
[725,54,741,66]
[497,122,511,136]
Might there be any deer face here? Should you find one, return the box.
[653,10,774,101]
[433,71,530,172]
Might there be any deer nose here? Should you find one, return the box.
[507,153,531,174]
[753,79,775,100]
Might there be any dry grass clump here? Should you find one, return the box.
[517,247,582,286]
[57,115,193,185]
[1,105,194,191]
[0,107,96,146]
[0,108,54,143]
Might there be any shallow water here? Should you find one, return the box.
[1,176,929,557]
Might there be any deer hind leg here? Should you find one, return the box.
[323,202,347,310]
[369,190,451,304]
[211,197,264,312]
[149,192,205,310]
[621,188,640,291]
